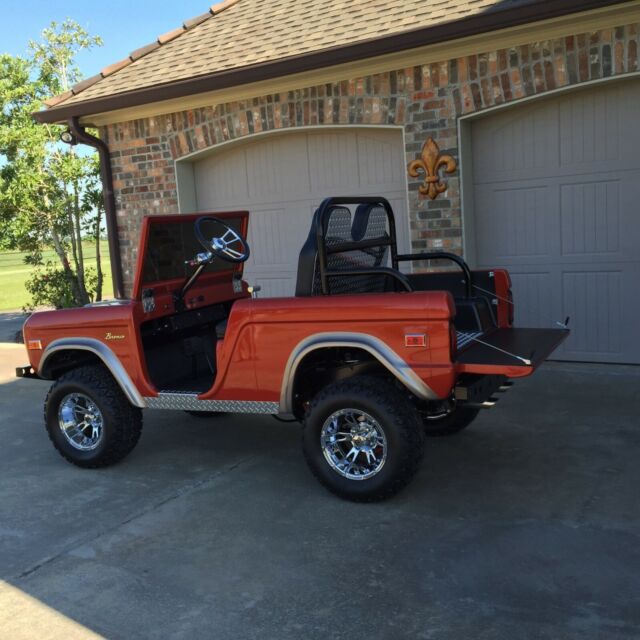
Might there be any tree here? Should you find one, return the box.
[0,19,104,309]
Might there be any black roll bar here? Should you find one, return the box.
[325,267,413,292]
[397,252,472,299]
[315,196,473,297]
[316,196,399,295]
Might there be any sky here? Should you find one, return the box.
[1,0,210,77]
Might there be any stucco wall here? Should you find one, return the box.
[103,23,639,295]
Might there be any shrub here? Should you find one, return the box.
[24,265,98,311]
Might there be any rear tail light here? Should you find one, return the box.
[405,334,426,347]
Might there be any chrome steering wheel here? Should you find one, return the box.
[194,216,250,264]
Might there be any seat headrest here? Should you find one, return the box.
[351,203,390,242]
[324,206,352,243]
[295,205,352,297]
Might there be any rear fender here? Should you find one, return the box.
[280,332,438,414]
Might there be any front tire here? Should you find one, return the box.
[44,365,143,468]
[302,377,424,502]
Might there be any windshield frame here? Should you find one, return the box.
[132,211,249,300]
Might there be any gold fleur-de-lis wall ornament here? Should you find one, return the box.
[408,137,457,200]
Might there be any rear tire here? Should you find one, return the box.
[302,376,424,502]
[423,406,479,437]
[44,365,143,468]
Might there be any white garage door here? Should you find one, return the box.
[192,128,410,297]
[471,79,640,364]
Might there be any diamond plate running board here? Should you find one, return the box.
[145,392,280,414]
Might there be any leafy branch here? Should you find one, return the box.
[0,19,105,309]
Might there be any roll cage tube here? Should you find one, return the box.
[326,267,412,292]
[397,252,472,299]
[315,196,472,298]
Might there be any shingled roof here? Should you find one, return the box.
[35,0,622,122]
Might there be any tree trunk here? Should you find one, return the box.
[49,225,84,306]
[95,206,103,301]
[68,209,80,276]
[73,181,88,303]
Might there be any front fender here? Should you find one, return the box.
[39,337,146,408]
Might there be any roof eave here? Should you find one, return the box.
[33,0,630,125]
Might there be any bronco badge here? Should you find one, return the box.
[105,332,125,341]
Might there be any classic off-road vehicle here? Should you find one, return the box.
[17,197,568,501]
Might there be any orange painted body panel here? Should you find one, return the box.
[456,362,534,378]
[21,211,545,407]
[23,289,459,401]
[203,291,458,401]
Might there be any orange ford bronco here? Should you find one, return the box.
[17,197,568,501]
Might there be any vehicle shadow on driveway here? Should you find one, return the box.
[0,312,27,343]
[1,363,639,639]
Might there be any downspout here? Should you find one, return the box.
[68,116,125,299]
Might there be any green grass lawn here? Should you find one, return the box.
[0,242,112,311]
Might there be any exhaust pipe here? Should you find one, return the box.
[466,396,499,409]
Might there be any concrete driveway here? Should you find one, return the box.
[0,336,639,639]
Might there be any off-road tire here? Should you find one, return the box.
[44,365,143,468]
[302,376,425,502]
[422,407,480,437]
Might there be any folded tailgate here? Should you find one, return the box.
[456,328,570,377]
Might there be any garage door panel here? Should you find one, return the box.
[243,208,290,269]
[560,270,623,360]
[509,271,556,329]
[356,131,405,189]
[195,149,248,206]
[475,184,557,264]
[560,180,620,257]
[244,136,312,201]
[244,139,286,200]
[475,82,640,185]
[559,87,622,167]
[307,131,360,192]
[202,136,312,207]
[472,101,559,183]
[471,79,640,363]
[619,80,640,158]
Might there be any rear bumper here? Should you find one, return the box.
[454,374,506,405]
[15,365,41,380]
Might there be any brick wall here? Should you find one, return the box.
[103,23,639,295]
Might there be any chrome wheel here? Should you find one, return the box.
[58,393,104,451]
[320,409,387,480]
